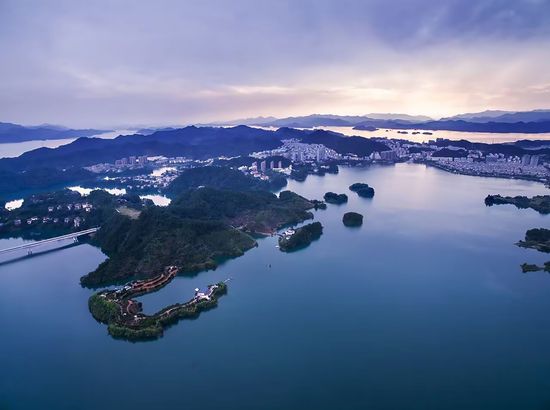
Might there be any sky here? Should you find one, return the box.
[1,0,550,128]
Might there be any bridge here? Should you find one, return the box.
[0,227,100,256]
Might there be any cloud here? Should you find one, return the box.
[0,0,549,127]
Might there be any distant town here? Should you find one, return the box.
[72,135,550,197]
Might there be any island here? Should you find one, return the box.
[520,263,549,273]
[349,182,375,198]
[343,212,363,227]
[518,228,550,253]
[485,195,550,215]
[278,222,323,252]
[324,192,348,204]
[89,266,228,341]
[82,188,317,286]
[352,125,378,131]
[311,199,327,210]
[516,228,550,272]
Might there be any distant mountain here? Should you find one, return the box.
[441,110,513,122]
[442,109,550,123]
[0,125,390,197]
[353,119,550,133]
[362,113,432,122]
[0,122,109,143]
[203,116,278,127]
[0,126,389,173]
[204,114,433,128]
[207,110,550,132]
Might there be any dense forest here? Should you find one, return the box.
[165,166,286,197]
[81,188,315,286]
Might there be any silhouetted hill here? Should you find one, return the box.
[0,122,108,142]
[353,119,550,133]
[208,114,432,128]
[0,126,389,173]
[443,109,550,123]
[165,166,287,197]
[0,126,282,171]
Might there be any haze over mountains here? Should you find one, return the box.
[1,124,549,198]
[0,122,108,142]
[2,109,550,146]
[210,109,550,133]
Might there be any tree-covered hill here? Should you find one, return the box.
[165,166,286,197]
[81,188,315,286]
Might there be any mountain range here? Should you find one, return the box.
[0,125,389,197]
[0,122,109,142]
[207,110,550,133]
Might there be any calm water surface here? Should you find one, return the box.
[1,164,549,410]
[307,126,550,144]
[0,129,136,158]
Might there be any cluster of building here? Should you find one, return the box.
[371,138,548,181]
[521,154,540,167]
[15,215,86,228]
[10,201,94,229]
[245,160,285,180]
[253,139,340,163]
[428,156,548,180]
[85,155,149,173]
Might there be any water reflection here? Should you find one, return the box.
[4,199,23,210]
[68,186,127,196]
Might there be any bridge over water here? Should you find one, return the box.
[0,227,100,256]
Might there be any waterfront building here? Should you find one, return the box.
[260,160,267,172]
[380,150,398,161]
[521,154,532,166]
[316,147,327,162]
[530,155,540,166]
[270,160,275,169]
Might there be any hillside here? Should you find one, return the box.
[81,188,315,286]
[0,122,107,142]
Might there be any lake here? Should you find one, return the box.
[1,164,549,410]
[0,129,136,158]
[297,126,550,144]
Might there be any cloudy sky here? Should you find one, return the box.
[1,0,549,127]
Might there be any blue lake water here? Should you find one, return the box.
[1,163,549,410]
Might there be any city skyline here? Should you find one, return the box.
[1,0,550,128]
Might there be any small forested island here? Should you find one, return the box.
[311,199,327,210]
[352,125,378,131]
[521,263,550,273]
[518,228,550,253]
[324,192,348,204]
[343,212,363,227]
[349,182,375,198]
[517,228,550,272]
[290,162,339,182]
[89,266,228,341]
[485,194,550,214]
[278,222,323,252]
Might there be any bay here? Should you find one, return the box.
[0,164,549,410]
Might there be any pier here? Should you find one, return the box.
[0,227,100,256]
